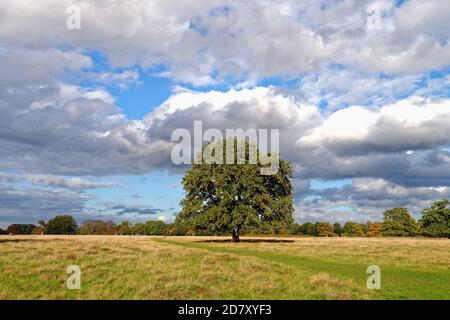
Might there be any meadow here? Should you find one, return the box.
[0,235,448,300]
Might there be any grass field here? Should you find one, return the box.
[0,235,449,300]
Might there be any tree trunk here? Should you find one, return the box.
[231,229,240,243]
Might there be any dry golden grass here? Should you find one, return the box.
[0,235,448,300]
[183,236,450,272]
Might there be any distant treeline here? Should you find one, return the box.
[1,200,449,238]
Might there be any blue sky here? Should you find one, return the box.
[77,53,376,224]
[1,0,450,227]
[77,56,363,223]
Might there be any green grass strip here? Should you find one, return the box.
[154,238,450,300]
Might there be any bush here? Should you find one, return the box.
[79,220,116,235]
[366,222,383,237]
[332,223,343,236]
[46,215,78,235]
[381,207,418,237]
[6,224,36,235]
[116,221,133,235]
[134,220,169,235]
[31,227,45,235]
[315,222,334,237]
[342,222,365,237]
[289,223,303,235]
[299,222,317,236]
[186,228,196,236]
[419,200,450,238]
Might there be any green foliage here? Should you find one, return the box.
[79,220,116,235]
[315,222,334,237]
[3,199,449,239]
[362,222,371,234]
[176,139,294,242]
[419,199,450,238]
[5,224,36,235]
[167,223,189,236]
[116,220,133,235]
[381,207,418,237]
[243,219,292,235]
[243,223,277,235]
[301,222,317,236]
[46,215,78,235]
[342,222,365,237]
[289,223,303,235]
[134,220,169,235]
[332,223,343,236]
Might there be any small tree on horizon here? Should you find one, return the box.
[342,222,365,237]
[381,207,418,237]
[366,222,383,237]
[333,223,343,236]
[5,224,36,235]
[46,215,78,235]
[315,222,334,237]
[176,139,294,242]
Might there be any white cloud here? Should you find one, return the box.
[0,173,116,190]
[1,0,450,224]
[157,215,168,222]
[24,175,117,190]
[298,97,450,155]
[85,70,141,89]
[295,67,424,109]
[295,177,450,222]
[1,0,448,84]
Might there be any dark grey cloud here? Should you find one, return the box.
[0,84,173,176]
[0,0,449,225]
[0,49,91,87]
[112,205,165,216]
[2,83,450,224]
[0,184,90,228]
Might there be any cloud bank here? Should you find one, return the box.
[0,0,449,224]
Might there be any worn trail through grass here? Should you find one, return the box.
[155,238,450,300]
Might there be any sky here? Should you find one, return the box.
[1,0,450,228]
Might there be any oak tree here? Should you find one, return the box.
[381,207,418,237]
[177,139,294,242]
[419,199,450,238]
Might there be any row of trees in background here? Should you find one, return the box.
[0,216,175,236]
[288,200,449,238]
[1,200,448,238]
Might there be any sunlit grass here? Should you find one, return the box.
[0,235,448,300]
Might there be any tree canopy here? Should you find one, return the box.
[381,207,418,237]
[46,215,78,235]
[5,224,36,235]
[419,199,450,238]
[176,139,294,242]
[315,222,334,237]
[342,222,365,237]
